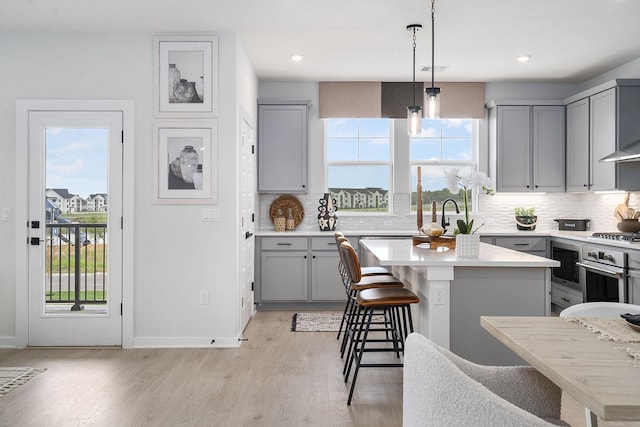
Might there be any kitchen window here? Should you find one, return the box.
[410,118,477,212]
[325,118,392,213]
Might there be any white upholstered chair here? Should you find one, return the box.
[559,301,640,318]
[402,333,568,427]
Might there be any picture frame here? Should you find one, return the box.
[153,34,218,118]
[153,123,218,204]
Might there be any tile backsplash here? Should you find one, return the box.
[258,192,640,233]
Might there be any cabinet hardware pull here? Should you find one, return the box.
[561,297,570,302]
[277,243,292,246]
[514,243,529,246]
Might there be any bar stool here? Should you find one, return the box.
[337,241,403,358]
[334,234,394,343]
[346,286,419,405]
[334,232,390,276]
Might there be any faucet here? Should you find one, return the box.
[441,199,460,233]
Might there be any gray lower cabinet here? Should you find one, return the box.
[256,235,345,308]
[311,251,344,300]
[259,237,308,301]
[492,236,547,258]
[551,282,582,309]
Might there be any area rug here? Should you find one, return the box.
[291,312,343,332]
[0,367,46,397]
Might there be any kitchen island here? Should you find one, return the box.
[359,238,560,365]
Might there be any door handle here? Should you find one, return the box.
[245,231,254,239]
[29,237,44,245]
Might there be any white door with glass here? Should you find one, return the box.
[27,111,123,346]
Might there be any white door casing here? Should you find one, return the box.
[239,115,255,332]
[15,100,134,348]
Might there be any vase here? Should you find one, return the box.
[173,79,196,103]
[168,64,181,103]
[286,207,295,230]
[455,234,480,257]
[274,208,286,232]
[515,215,538,231]
[195,76,204,102]
[317,193,338,231]
[179,145,199,184]
[617,219,640,233]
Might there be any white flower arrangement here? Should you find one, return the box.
[443,169,494,234]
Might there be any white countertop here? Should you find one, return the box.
[256,228,640,251]
[359,239,560,268]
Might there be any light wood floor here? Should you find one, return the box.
[0,311,403,426]
[0,311,638,427]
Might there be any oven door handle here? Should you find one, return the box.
[576,262,624,278]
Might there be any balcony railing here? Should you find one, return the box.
[45,223,107,311]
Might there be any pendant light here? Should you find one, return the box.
[407,24,423,135]
[425,0,441,119]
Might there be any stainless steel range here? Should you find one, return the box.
[577,244,627,303]
[591,232,640,242]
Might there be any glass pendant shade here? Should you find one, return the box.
[425,87,441,119]
[407,105,422,135]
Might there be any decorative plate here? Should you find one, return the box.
[269,195,304,228]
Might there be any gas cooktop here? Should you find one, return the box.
[590,232,640,242]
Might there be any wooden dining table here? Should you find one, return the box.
[481,316,640,426]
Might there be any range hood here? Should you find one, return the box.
[600,139,640,163]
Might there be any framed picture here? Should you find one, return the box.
[153,123,218,204]
[153,34,218,118]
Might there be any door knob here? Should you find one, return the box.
[245,231,254,239]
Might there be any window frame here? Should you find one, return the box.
[324,118,394,215]
[410,119,479,214]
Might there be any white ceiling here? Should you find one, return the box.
[3,0,640,83]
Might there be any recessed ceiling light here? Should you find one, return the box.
[517,55,531,63]
[290,53,304,62]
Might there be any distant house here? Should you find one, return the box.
[329,187,388,210]
[45,189,108,214]
[46,189,78,214]
[86,193,108,212]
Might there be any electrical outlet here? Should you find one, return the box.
[433,285,445,305]
[199,290,209,305]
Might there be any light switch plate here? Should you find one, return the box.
[1,208,10,222]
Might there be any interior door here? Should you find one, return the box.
[239,116,255,331]
[27,111,123,346]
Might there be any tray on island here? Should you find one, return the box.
[413,235,456,249]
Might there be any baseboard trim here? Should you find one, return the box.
[0,336,17,348]
[132,336,240,348]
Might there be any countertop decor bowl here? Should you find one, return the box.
[617,219,640,233]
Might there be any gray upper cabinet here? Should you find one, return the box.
[566,89,616,191]
[566,98,590,191]
[489,103,565,193]
[589,88,617,191]
[565,79,640,192]
[257,100,310,193]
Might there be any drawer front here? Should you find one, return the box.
[261,237,308,251]
[494,237,546,252]
[551,283,583,309]
[311,236,339,251]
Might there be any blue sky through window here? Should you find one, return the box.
[46,128,108,198]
